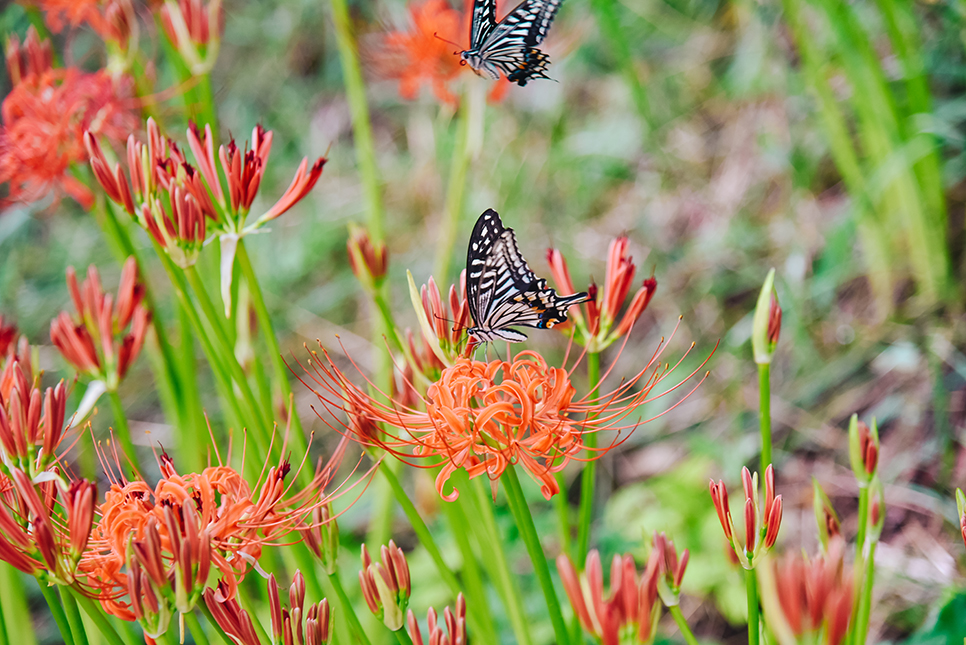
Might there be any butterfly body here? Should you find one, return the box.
[466,209,589,343]
[459,0,563,86]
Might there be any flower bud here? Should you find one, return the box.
[347,225,388,291]
[752,268,780,364]
[848,415,879,485]
[302,503,339,574]
[813,479,841,552]
[359,541,411,631]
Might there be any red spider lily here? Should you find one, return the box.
[765,538,853,645]
[84,439,351,621]
[360,540,411,631]
[709,465,783,568]
[558,548,661,645]
[50,258,150,390]
[22,0,137,50]
[299,328,710,501]
[1,29,137,209]
[159,0,223,75]
[407,272,474,375]
[371,0,510,106]
[547,237,657,352]
[0,469,97,584]
[0,317,17,358]
[406,594,467,645]
[0,359,68,475]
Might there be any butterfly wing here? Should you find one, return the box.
[477,0,563,85]
[469,0,497,49]
[466,209,507,329]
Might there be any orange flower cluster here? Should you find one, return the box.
[22,0,137,46]
[0,28,137,209]
[372,0,509,105]
[300,332,709,501]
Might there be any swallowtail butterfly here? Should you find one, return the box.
[459,0,563,86]
[465,209,589,343]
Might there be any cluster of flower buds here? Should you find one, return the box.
[764,538,853,645]
[49,258,150,391]
[751,268,781,365]
[957,489,966,551]
[347,225,388,293]
[407,271,472,375]
[360,540,412,631]
[848,415,879,486]
[547,237,657,352]
[205,571,331,645]
[87,118,325,312]
[0,359,67,476]
[652,532,689,608]
[709,465,783,568]
[301,503,340,574]
[812,480,841,551]
[557,547,662,645]
[406,593,467,645]
[159,0,223,75]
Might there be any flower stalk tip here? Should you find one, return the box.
[848,414,879,485]
[360,540,411,631]
[752,268,780,364]
[710,465,782,568]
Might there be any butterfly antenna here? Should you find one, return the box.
[433,32,463,52]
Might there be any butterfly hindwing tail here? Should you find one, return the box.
[507,47,552,86]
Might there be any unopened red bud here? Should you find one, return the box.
[744,498,756,553]
[764,495,782,549]
[767,293,781,345]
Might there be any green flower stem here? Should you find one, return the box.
[553,473,571,559]
[0,584,8,645]
[182,264,271,458]
[327,570,374,645]
[502,466,571,645]
[184,611,211,645]
[59,585,89,645]
[70,587,126,645]
[854,539,877,644]
[668,605,700,645]
[855,486,869,560]
[394,629,414,645]
[106,389,139,471]
[468,478,535,645]
[176,305,206,472]
[576,350,601,563]
[746,568,760,645]
[38,583,74,645]
[0,565,34,645]
[759,363,772,471]
[235,241,307,456]
[434,80,485,282]
[196,73,219,136]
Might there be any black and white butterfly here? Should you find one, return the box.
[466,209,589,343]
[459,0,563,86]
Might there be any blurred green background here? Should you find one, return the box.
[2,0,966,642]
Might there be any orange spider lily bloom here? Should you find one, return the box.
[299,328,710,501]
[372,0,510,106]
[0,28,137,209]
[50,257,150,390]
[83,440,351,620]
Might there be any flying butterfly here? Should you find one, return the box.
[459,0,564,86]
[465,209,589,343]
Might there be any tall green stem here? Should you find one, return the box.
[576,351,601,563]
[106,389,139,471]
[668,605,700,645]
[759,363,772,471]
[38,583,74,645]
[235,241,307,456]
[60,586,89,645]
[468,479,535,645]
[184,611,211,645]
[70,587,126,645]
[0,566,34,645]
[394,630,414,645]
[327,571,374,645]
[854,539,877,644]
[434,81,485,282]
[855,486,869,559]
[745,568,760,645]
[502,466,571,645]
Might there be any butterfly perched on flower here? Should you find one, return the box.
[466,209,589,343]
[459,0,563,86]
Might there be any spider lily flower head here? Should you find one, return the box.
[406,593,467,645]
[957,488,966,551]
[347,224,388,292]
[406,271,473,375]
[848,414,879,485]
[652,532,689,608]
[0,367,68,476]
[50,258,150,390]
[372,0,510,106]
[557,549,661,645]
[812,479,841,552]
[301,328,709,501]
[709,465,782,569]
[360,540,411,631]
[268,571,332,645]
[0,470,97,584]
[89,440,351,619]
[1,29,137,209]
[765,538,853,645]
[301,503,339,575]
[158,0,223,75]
[546,239,657,353]
[751,268,781,365]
